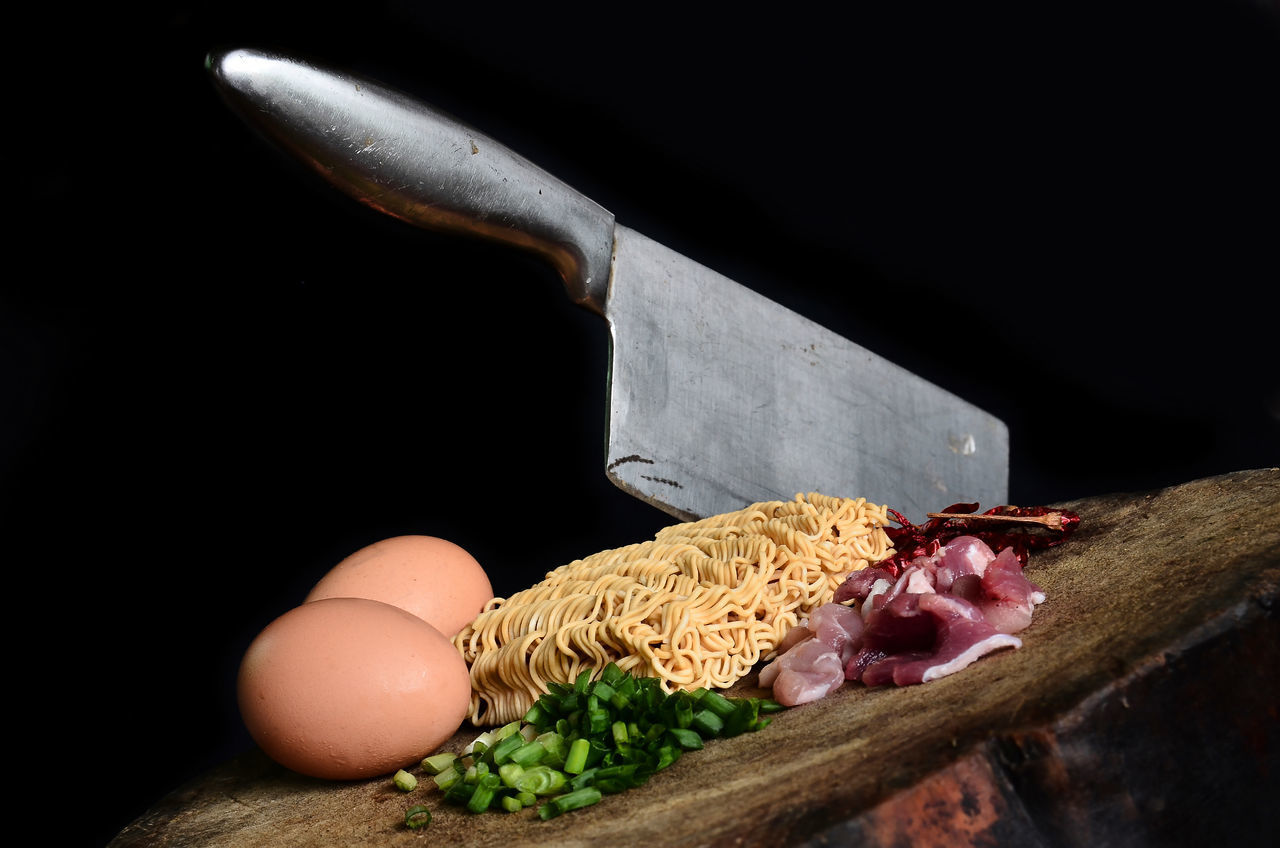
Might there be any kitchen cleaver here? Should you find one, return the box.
[207,47,1008,522]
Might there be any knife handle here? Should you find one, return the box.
[208,48,615,313]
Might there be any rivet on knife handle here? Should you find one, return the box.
[206,47,615,313]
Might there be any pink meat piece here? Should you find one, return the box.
[859,593,1022,686]
[844,592,935,681]
[808,602,865,663]
[833,566,896,604]
[759,637,847,705]
[759,602,865,703]
[975,546,1046,634]
[767,538,1046,702]
[902,565,937,595]
[773,623,813,656]
[928,535,998,593]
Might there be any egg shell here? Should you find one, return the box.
[304,534,493,636]
[237,596,471,781]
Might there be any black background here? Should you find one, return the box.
[7,3,1278,845]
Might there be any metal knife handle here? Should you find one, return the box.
[207,48,615,313]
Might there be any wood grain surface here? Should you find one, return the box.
[109,468,1280,847]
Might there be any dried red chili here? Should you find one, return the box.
[877,502,1080,577]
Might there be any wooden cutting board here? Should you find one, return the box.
[109,468,1280,847]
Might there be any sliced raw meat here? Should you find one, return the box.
[859,593,1022,686]
[759,637,847,706]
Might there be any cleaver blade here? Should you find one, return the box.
[207,47,1008,521]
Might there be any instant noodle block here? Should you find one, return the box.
[455,493,895,725]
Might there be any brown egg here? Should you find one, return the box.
[304,535,493,636]
[237,597,471,780]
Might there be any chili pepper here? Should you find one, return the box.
[877,503,1080,576]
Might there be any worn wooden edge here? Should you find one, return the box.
[109,468,1280,848]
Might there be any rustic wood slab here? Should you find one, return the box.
[110,468,1280,847]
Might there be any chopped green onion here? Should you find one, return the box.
[463,760,489,784]
[513,765,567,796]
[466,773,502,813]
[667,727,704,750]
[498,762,525,788]
[404,805,431,829]
[432,764,463,791]
[421,752,457,774]
[423,663,785,824]
[392,769,417,792]
[463,730,493,756]
[444,779,475,804]
[563,737,590,774]
[600,663,623,686]
[695,688,738,719]
[691,708,725,737]
[538,787,603,819]
[523,701,550,726]
[493,720,522,741]
[509,739,547,766]
[488,731,524,765]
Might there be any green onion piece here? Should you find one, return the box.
[432,764,463,791]
[568,766,598,791]
[464,761,489,784]
[493,720,522,741]
[489,731,524,765]
[600,662,624,686]
[509,739,547,767]
[501,794,523,813]
[498,762,525,789]
[536,731,567,762]
[421,752,457,774]
[591,681,616,702]
[392,769,417,792]
[722,699,759,737]
[667,727,704,750]
[523,701,550,727]
[673,698,694,729]
[538,787,603,819]
[611,720,629,746]
[573,668,592,694]
[404,805,432,829]
[655,745,680,770]
[516,791,537,807]
[697,689,738,719]
[513,765,567,796]
[466,773,502,814]
[444,779,476,804]
[585,708,610,736]
[564,737,590,774]
[691,708,725,737]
